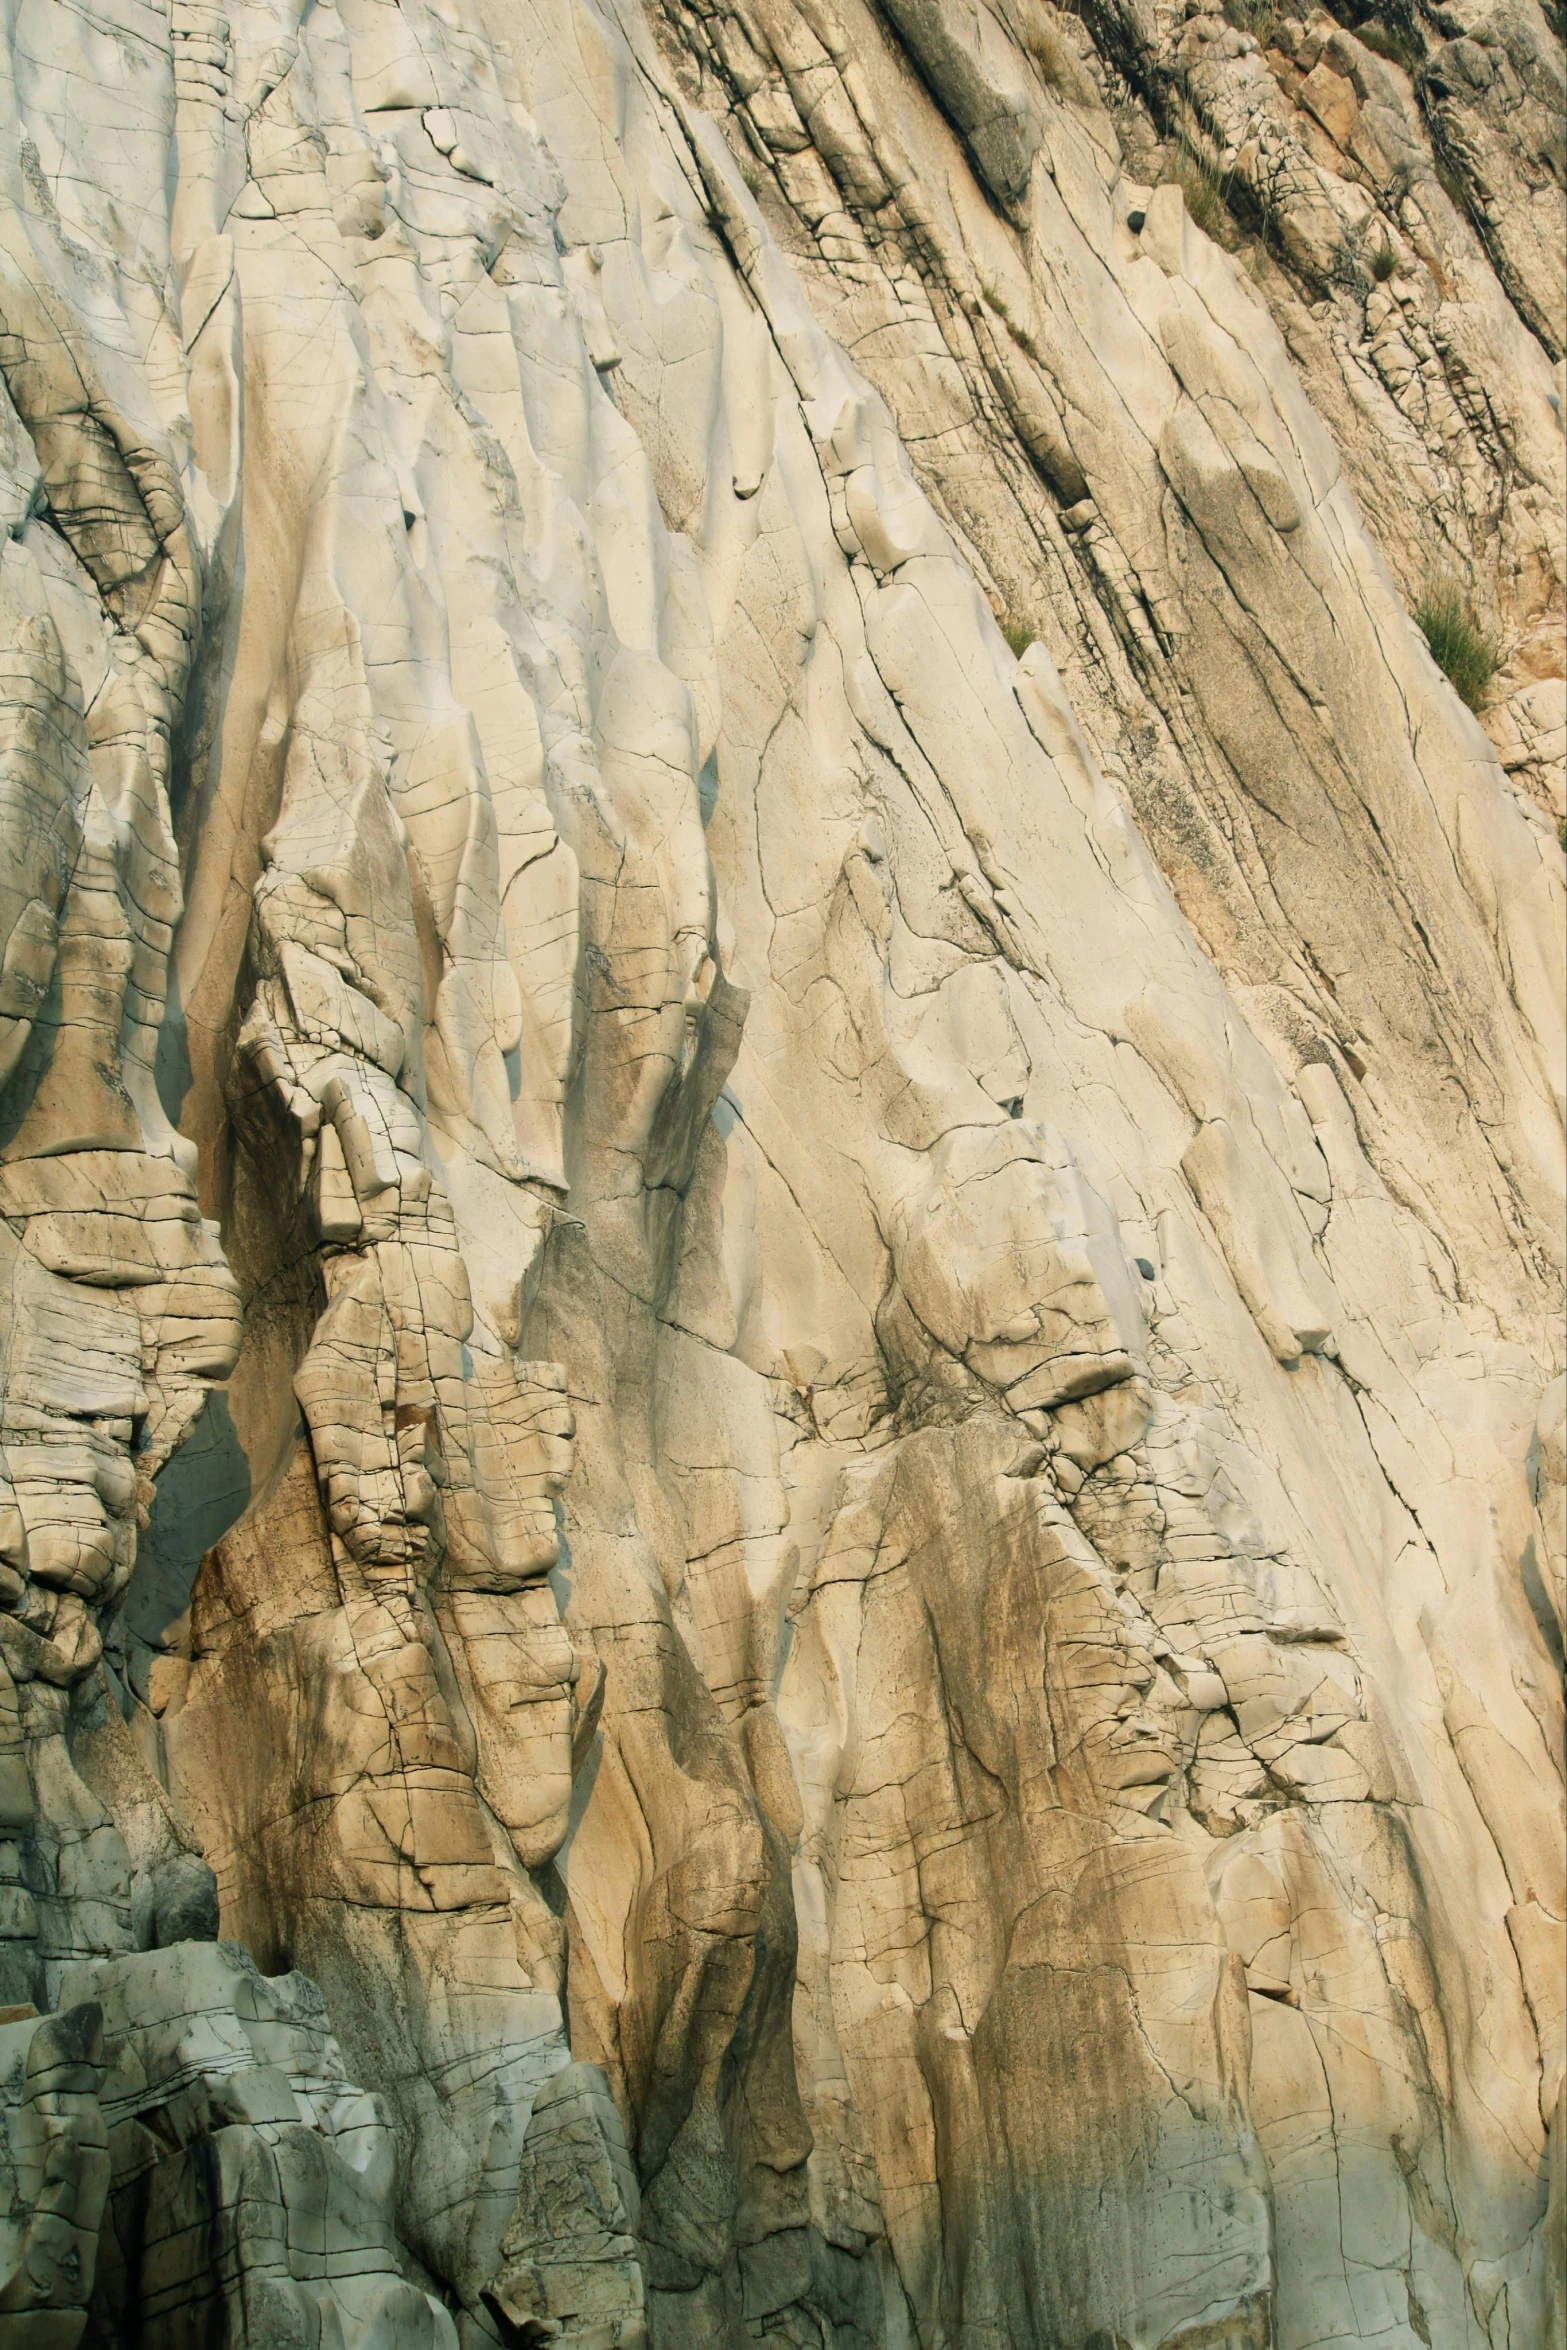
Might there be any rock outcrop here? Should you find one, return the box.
[0,0,1559,2336]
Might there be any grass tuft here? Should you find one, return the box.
[1000,618,1035,658]
[1415,576,1502,712]
[1369,235,1397,281]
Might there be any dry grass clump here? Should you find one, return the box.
[1021,16,1073,84]
[1415,576,1502,712]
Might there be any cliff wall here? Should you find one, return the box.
[0,0,1560,2335]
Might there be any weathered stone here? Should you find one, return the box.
[0,0,1555,2339]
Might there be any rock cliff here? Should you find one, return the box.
[0,0,1560,2334]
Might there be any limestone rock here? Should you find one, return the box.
[0,0,1557,2337]
[64,1940,458,2345]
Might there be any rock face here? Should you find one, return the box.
[0,0,1560,2331]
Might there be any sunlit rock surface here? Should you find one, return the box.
[0,0,1560,2335]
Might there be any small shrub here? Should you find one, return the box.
[1369,235,1397,281]
[1433,156,1472,218]
[1223,0,1277,46]
[1000,618,1035,657]
[1353,13,1423,73]
[1415,576,1502,712]
[1173,137,1228,238]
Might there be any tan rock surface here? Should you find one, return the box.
[0,0,1558,2338]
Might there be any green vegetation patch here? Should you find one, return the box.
[1415,576,1503,712]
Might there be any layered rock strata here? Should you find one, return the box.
[0,0,1559,2338]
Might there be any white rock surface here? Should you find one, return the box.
[0,0,1559,2337]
